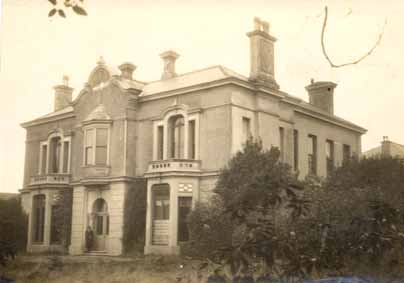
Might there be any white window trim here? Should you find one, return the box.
[38,132,71,174]
[82,124,111,166]
[153,109,200,161]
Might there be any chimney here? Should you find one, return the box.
[247,17,279,89]
[119,62,137,80]
[381,136,391,157]
[54,75,73,111]
[305,80,337,114]
[160,50,179,80]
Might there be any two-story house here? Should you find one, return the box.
[20,18,366,256]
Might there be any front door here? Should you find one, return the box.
[92,198,109,251]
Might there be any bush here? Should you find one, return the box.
[0,196,28,266]
[182,197,233,260]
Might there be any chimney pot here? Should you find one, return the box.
[160,50,180,80]
[119,62,137,80]
[305,81,337,114]
[54,75,73,111]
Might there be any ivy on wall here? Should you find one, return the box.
[122,178,147,254]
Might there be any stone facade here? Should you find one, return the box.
[20,19,366,256]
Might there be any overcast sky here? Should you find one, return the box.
[1,0,403,193]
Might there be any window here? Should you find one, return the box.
[157,125,164,160]
[33,195,46,243]
[40,144,47,174]
[343,144,351,163]
[326,140,335,176]
[85,129,94,165]
[38,133,71,175]
[50,137,61,173]
[188,120,196,159]
[153,185,170,220]
[62,141,70,173]
[242,117,251,142]
[308,135,317,175]
[50,205,61,244]
[95,128,108,165]
[293,129,299,170]
[168,115,185,159]
[279,127,285,161]
[84,127,109,166]
[178,197,192,242]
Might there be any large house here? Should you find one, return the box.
[364,136,404,159]
[20,18,366,256]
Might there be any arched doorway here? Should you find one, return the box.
[91,198,109,251]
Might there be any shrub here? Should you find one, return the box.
[0,196,28,266]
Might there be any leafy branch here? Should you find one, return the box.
[48,0,87,18]
[321,6,386,68]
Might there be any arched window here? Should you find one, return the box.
[50,137,61,173]
[32,195,46,243]
[168,115,184,159]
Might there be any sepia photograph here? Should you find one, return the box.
[0,0,404,282]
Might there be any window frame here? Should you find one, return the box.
[38,133,71,175]
[308,134,317,175]
[82,125,111,166]
[326,139,335,176]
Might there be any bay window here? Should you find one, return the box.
[83,126,110,166]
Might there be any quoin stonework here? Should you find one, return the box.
[20,18,366,256]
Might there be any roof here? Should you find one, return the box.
[364,140,404,158]
[21,106,74,128]
[21,63,365,134]
[140,65,248,96]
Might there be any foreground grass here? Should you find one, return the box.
[0,254,207,283]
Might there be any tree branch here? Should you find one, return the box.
[321,6,386,68]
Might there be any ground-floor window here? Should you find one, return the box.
[50,205,62,244]
[153,184,170,220]
[178,197,192,242]
[33,195,46,243]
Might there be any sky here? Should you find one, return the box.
[0,0,403,193]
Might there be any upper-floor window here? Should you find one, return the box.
[279,127,285,161]
[326,140,335,176]
[343,144,351,163]
[188,120,196,159]
[84,127,109,166]
[242,117,251,142]
[308,134,317,175]
[168,115,185,159]
[38,132,71,174]
[154,108,199,161]
[157,125,164,160]
[293,129,299,170]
